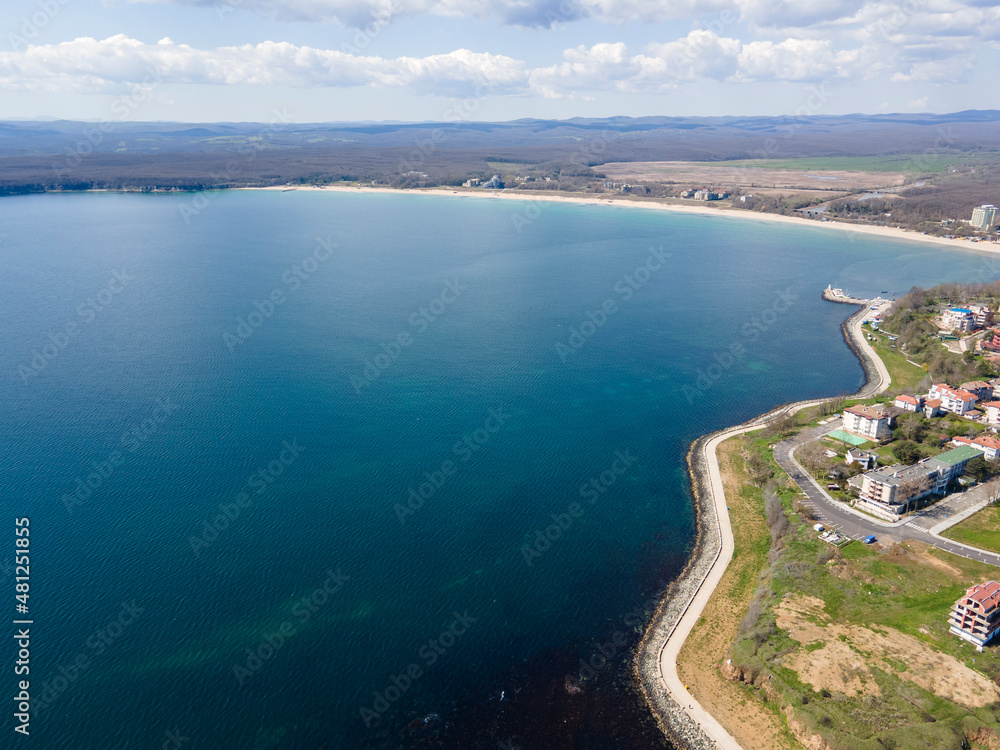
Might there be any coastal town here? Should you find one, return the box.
[641,281,1000,750]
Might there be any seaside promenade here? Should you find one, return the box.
[638,300,890,750]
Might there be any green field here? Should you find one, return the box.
[943,504,1000,553]
[723,433,1000,748]
[720,153,1000,174]
[867,329,928,392]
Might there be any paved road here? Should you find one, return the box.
[774,419,1000,567]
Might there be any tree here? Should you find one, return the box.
[964,455,1000,483]
[798,442,831,475]
[897,472,934,513]
[892,441,922,464]
[898,414,926,442]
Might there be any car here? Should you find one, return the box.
[863,535,876,544]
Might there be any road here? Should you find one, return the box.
[774,418,1000,567]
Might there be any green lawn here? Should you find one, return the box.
[866,331,927,393]
[943,504,1000,554]
[725,442,1000,748]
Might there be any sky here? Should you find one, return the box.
[1,0,998,122]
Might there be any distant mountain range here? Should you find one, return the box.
[2,111,998,193]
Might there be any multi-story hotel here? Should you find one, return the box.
[950,581,1000,651]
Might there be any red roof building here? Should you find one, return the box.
[950,581,1000,650]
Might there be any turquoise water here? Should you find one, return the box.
[3,191,997,748]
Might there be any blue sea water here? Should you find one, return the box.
[2,190,998,749]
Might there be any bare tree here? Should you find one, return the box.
[898,414,926,442]
[764,487,790,546]
[896,473,934,513]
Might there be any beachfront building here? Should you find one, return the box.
[970,307,994,328]
[950,581,1000,651]
[961,381,995,402]
[929,384,979,415]
[856,462,943,518]
[894,394,924,412]
[971,205,999,232]
[855,445,979,519]
[842,404,894,441]
[942,308,975,333]
[951,435,1000,460]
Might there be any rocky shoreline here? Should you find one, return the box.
[634,301,885,749]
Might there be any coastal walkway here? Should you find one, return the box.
[638,301,890,750]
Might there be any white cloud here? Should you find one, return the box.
[0,35,528,95]
[0,31,984,100]
[891,54,975,83]
[736,38,840,81]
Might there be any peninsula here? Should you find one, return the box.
[640,282,1000,749]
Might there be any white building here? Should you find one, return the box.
[969,307,994,328]
[981,400,1000,425]
[942,308,975,333]
[929,384,979,415]
[952,435,1000,460]
[842,404,894,441]
[894,395,923,412]
[971,204,998,231]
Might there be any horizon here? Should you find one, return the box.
[4,109,1000,126]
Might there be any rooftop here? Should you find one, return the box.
[929,444,982,467]
[844,404,890,419]
[865,462,937,487]
[964,581,1000,612]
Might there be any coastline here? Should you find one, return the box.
[244,184,1000,256]
[634,303,888,750]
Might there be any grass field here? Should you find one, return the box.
[866,328,928,393]
[714,431,1000,748]
[943,504,1000,554]
[719,153,1000,174]
[676,436,801,749]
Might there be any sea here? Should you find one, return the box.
[2,190,997,749]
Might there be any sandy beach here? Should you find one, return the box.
[247,184,1000,256]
